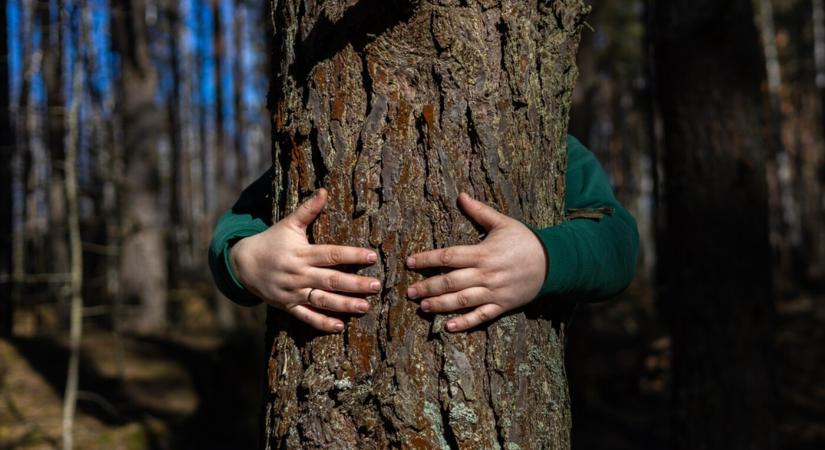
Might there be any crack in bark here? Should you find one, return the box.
[291,0,416,83]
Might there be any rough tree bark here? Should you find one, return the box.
[0,0,14,337]
[112,0,168,331]
[653,1,777,449]
[264,1,588,448]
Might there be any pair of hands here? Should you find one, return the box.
[230,189,548,334]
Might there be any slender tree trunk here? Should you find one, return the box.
[212,0,237,330]
[61,4,87,448]
[17,0,35,329]
[653,1,777,449]
[40,0,70,315]
[112,0,168,332]
[264,1,588,448]
[815,0,825,134]
[0,0,15,338]
[166,0,184,291]
[809,0,825,280]
[756,0,800,280]
[233,0,246,187]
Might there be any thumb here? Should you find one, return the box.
[458,192,504,231]
[287,189,327,231]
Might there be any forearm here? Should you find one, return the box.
[534,207,639,300]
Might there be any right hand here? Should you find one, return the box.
[229,188,380,333]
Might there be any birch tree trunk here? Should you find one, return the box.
[264,1,588,448]
[654,1,777,449]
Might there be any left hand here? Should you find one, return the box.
[406,192,548,332]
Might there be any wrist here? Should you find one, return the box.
[228,237,251,290]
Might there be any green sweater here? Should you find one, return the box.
[208,135,639,307]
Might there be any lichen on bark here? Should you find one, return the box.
[265,1,589,449]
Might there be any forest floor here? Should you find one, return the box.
[0,282,824,450]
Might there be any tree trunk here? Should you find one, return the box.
[809,0,825,281]
[756,0,801,282]
[112,0,168,332]
[233,0,246,187]
[61,4,87,447]
[0,0,15,338]
[653,1,777,449]
[40,0,70,316]
[166,0,184,291]
[264,1,588,448]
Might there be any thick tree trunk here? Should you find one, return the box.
[0,0,14,338]
[112,0,168,331]
[264,1,588,448]
[653,1,777,449]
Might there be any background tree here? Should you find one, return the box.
[265,0,588,448]
[111,0,168,331]
[653,1,777,449]
[0,0,14,338]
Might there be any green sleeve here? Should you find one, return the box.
[532,135,640,301]
[207,169,274,306]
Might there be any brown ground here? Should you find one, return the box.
[0,304,266,450]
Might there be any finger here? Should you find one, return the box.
[419,287,491,313]
[457,192,505,231]
[446,303,504,332]
[306,288,370,314]
[407,268,480,299]
[306,268,382,294]
[286,188,328,231]
[288,304,345,333]
[406,245,479,270]
[305,245,378,267]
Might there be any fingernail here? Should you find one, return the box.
[367,252,377,263]
[406,257,416,268]
[370,281,381,292]
[407,287,418,299]
[420,300,430,312]
[334,322,344,332]
[358,302,369,313]
[446,321,456,331]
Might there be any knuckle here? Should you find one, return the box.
[328,274,340,290]
[457,292,470,307]
[328,248,342,265]
[313,292,327,309]
[442,275,454,291]
[279,273,297,290]
[482,270,498,288]
[477,309,490,323]
[440,249,453,265]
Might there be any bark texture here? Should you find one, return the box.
[653,1,777,449]
[265,1,588,448]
